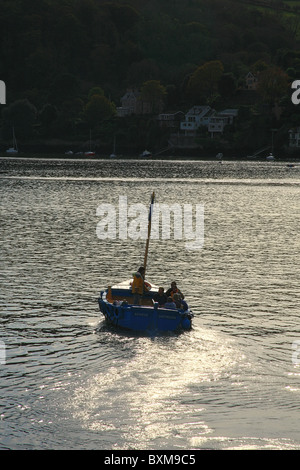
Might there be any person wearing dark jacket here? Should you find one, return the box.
[153,287,168,307]
[166,281,184,300]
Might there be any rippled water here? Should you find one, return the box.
[0,158,300,450]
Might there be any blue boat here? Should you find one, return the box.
[98,192,194,333]
[98,279,193,333]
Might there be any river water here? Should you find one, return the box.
[0,157,299,450]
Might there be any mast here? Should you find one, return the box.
[13,127,18,151]
[143,191,155,277]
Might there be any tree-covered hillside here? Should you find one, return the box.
[1,0,300,154]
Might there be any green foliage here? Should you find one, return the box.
[0,0,299,148]
[2,99,37,140]
[140,80,167,113]
[85,95,116,127]
[187,61,224,104]
[257,66,290,104]
[1,0,296,99]
[48,73,80,105]
[88,87,105,100]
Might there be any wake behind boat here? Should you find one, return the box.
[98,192,194,333]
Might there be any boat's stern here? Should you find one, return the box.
[98,289,193,332]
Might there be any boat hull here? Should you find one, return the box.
[98,291,193,333]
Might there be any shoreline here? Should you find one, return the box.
[1,152,300,163]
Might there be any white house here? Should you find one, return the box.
[180,106,214,135]
[245,72,258,90]
[157,111,185,129]
[218,109,238,124]
[208,109,238,138]
[208,116,226,137]
[179,105,238,138]
[116,88,152,116]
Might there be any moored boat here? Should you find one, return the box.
[139,149,152,158]
[98,192,194,333]
[6,147,18,155]
[6,127,18,154]
[110,135,117,158]
[85,130,96,157]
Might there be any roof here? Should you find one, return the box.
[186,105,212,116]
[218,109,238,116]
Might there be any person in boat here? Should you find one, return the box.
[131,266,146,305]
[164,296,177,309]
[173,293,189,311]
[166,281,184,300]
[153,287,168,307]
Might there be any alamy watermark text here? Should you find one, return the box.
[96,196,204,251]
[291,80,300,105]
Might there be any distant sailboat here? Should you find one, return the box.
[6,127,18,154]
[110,135,117,158]
[84,129,95,156]
[267,130,276,161]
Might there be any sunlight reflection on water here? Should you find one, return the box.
[68,323,250,449]
[1,159,300,450]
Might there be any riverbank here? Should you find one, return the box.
[1,151,300,162]
[1,137,300,161]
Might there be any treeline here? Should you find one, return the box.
[1,0,300,152]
